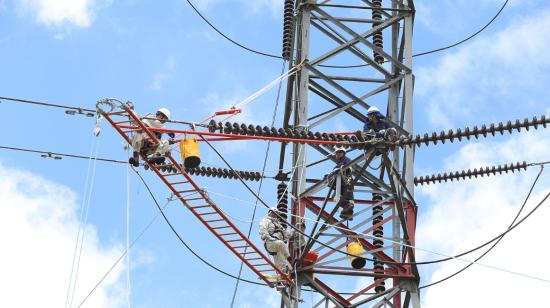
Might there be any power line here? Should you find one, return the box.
[132,167,377,296]
[419,165,545,289]
[229,60,286,307]
[77,197,178,307]
[0,95,95,114]
[183,0,509,66]
[0,145,128,164]
[183,0,281,59]
[5,142,550,266]
[414,0,509,57]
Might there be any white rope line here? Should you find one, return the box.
[233,61,305,110]
[65,137,98,308]
[67,135,102,308]
[125,147,131,308]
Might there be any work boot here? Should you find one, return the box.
[128,151,140,167]
[340,202,355,221]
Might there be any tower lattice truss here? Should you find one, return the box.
[100,0,420,307]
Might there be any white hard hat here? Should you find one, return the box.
[334,146,346,153]
[157,108,171,120]
[367,106,380,115]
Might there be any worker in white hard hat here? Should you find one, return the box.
[129,108,174,167]
[259,207,294,273]
[362,106,398,141]
[332,146,355,220]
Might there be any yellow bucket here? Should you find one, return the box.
[180,137,201,168]
[347,241,366,269]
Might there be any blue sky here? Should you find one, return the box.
[1,0,550,307]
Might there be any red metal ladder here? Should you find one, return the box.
[100,106,292,287]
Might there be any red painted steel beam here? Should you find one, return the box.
[307,196,402,206]
[315,213,396,262]
[302,197,406,273]
[101,109,292,286]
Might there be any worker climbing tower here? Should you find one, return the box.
[277,0,419,306]
[99,1,419,306]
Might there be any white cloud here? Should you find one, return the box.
[416,10,550,128]
[151,56,177,91]
[417,128,550,307]
[16,0,107,28]
[0,162,124,307]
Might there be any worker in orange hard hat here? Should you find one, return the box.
[129,108,174,167]
[259,208,294,273]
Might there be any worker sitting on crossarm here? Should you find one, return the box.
[128,108,174,167]
[333,146,355,221]
[362,106,398,141]
[259,208,294,273]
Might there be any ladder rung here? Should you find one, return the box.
[227,239,246,243]
[108,111,128,116]
[252,263,271,267]
[212,226,231,230]
[257,269,276,272]
[245,257,264,261]
[191,205,211,209]
[205,219,224,223]
[176,189,197,193]
[219,232,238,237]
[232,245,251,249]
[240,251,258,255]
[187,197,205,201]
[114,120,134,124]
[164,173,183,177]
[198,212,218,216]
[170,181,189,185]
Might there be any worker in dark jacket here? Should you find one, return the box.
[362,106,398,141]
[333,146,355,220]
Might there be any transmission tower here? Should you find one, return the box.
[278,0,419,306]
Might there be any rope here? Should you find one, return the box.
[125,149,131,307]
[229,60,286,308]
[77,196,176,307]
[64,137,98,308]
[66,136,101,308]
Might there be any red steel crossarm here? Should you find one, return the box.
[307,196,397,206]
[101,109,292,286]
[311,266,410,279]
[116,124,344,146]
[302,197,406,273]
[314,213,397,263]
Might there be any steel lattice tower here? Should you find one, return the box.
[278,0,420,306]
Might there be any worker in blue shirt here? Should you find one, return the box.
[362,106,398,141]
